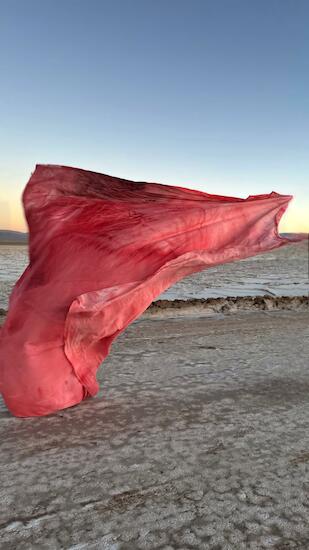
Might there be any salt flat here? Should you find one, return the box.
[0,240,308,310]
[0,309,309,549]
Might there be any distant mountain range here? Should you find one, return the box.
[0,230,28,244]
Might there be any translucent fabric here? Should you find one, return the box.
[0,165,300,416]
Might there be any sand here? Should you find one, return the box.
[0,307,309,549]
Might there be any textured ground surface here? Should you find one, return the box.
[0,309,309,549]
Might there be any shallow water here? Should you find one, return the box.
[0,240,308,310]
[163,239,309,300]
[0,245,29,309]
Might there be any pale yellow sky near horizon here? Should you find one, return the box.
[1,176,308,235]
[0,162,309,233]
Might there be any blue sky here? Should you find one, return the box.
[0,0,308,231]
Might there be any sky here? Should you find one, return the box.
[0,0,308,233]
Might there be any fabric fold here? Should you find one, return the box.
[0,164,301,416]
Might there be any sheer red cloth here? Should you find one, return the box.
[0,165,299,416]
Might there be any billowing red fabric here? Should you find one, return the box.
[0,165,299,416]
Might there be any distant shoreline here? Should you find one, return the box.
[0,241,28,246]
[0,230,28,246]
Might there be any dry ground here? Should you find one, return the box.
[0,309,309,549]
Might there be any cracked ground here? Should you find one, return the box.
[0,309,309,549]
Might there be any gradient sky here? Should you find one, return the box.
[0,0,308,232]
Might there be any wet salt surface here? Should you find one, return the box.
[161,240,308,300]
[0,240,308,309]
[0,245,29,309]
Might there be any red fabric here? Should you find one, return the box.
[0,165,299,416]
